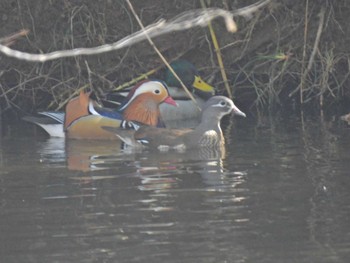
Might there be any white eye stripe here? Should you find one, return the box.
[212,101,228,108]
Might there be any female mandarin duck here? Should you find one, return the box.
[106,60,215,125]
[103,96,246,150]
[23,80,177,139]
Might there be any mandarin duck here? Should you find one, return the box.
[103,96,246,150]
[106,60,215,125]
[23,80,177,139]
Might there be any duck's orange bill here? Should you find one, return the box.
[164,96,178,107]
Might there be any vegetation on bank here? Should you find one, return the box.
[0,0,349,118]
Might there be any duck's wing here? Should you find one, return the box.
[134,126,193,148]
[102,90,130,108]
[90,102,123,119]
[23,111,64,124]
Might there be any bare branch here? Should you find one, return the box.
[0,0,270,62]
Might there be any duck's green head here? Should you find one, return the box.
[165,60,215,99]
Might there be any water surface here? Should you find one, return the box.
[1,116,350,262]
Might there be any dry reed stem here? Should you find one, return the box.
[200,0,233,99]
[307,8,325,73]
[300,0,309,105]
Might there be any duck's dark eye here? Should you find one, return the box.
[154,89,160,94]
[220,101,226,106]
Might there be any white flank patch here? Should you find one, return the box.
[38,124,65,137]
[204,130,217,136]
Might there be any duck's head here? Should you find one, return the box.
[119,80,177,111]
[119,80,177,127]
[202,96,246,121]
[165,60,215,99]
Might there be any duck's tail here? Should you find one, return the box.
[22,112,65,137]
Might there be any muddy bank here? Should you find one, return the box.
[0,0,350,120]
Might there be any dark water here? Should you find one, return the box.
[1,116,350,263]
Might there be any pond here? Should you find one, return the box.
[1,115,350,262]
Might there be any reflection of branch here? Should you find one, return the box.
[0,0,270,62]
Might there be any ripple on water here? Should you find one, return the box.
[2,118,350,262]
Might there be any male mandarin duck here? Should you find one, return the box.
[103,96,246,150]
[106,60,216,124]
[23,80,177,139]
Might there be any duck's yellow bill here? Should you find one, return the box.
[193,75,215,95]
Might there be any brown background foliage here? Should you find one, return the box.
[0,0,350,116]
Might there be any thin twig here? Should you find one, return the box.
[113,67,159,91]
[310,8,326,110]
[298,5,325,107]
[0,29,29,46]
[300,0,309,105]
[307,8,325,72]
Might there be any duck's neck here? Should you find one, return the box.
[122,97,161,126]
[195,112,223,141]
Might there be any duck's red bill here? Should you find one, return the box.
[164,96,178,107]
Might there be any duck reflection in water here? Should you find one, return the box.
[64,138,226,173]
[35,133,227,174]
[65,139,123,171]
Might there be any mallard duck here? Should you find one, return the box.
[103,96,246,150]
[23,80,177,139]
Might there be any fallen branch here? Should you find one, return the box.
[0,0,270,62]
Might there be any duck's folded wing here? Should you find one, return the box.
[134,126,192,147]
[23,111,64,124]
[90,102,123,119]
